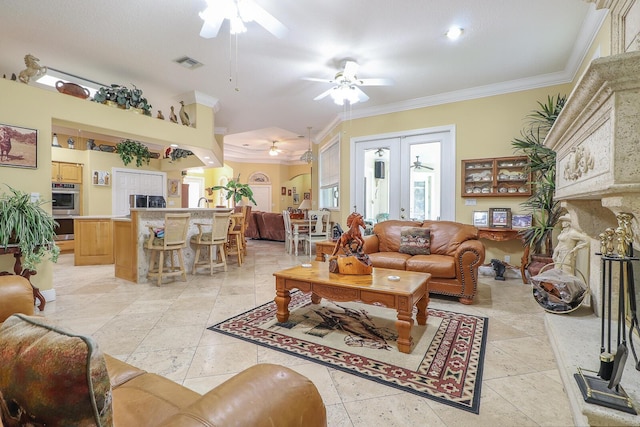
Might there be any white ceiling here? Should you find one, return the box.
[0,0,605,164]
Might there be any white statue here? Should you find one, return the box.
[553,214,589,272]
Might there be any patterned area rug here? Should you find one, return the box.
[209,291,488,414]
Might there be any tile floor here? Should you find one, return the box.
[43,240,575,426]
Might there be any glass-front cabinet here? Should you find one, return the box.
[461,156,531,197]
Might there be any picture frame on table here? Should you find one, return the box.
[511,213,533,229]
[0,123,37,169]
[472,211,489,227]
[489,208,511,228]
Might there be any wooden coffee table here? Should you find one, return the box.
[273,261,430,353]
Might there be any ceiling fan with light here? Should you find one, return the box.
[410,156,433,171]
[199,0,288,38]
[305,60,393,106]
[268,140,282,156]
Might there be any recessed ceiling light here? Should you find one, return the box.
[446,26,463,40]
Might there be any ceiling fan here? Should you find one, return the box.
[410,156,433,171]
[199,0,288,38]
[306,60,393,105]
[268,140,282,156]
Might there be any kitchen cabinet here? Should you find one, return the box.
[461,156,530,197]
[52,161,83,183]
[74,217,113,265]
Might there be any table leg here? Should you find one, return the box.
[294,225,299,256]
[395,309,414,354]
[275,281,291,322]
[520,245,530,284]
[415,293,429,325]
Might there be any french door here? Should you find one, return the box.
[351,126,455,222]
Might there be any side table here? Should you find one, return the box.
[477,227,529,284]
[314,240,339,261]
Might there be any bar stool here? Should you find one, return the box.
[226,212,244,265]
[191,211,232,275]
[146,213,190,286]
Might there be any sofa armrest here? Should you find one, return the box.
[362,234,380,254]
[453,239,486,303]
[161,364,326,427]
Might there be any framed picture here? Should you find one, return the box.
[281,186,286,195]
[167,178,180,197]
[472,211,489,227]
[511,213,533,229]
[0,123,37,169]
[304,192,310,200]
[293,193,300,204]
[288,189,292,196]
[92,170,111,186]
[489,208,511,228]
[292,186,297,194]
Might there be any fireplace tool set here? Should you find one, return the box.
[574,213,640,414]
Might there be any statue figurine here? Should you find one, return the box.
[604,228,616,256]
[598,232,608,255]
[18,54,47,84]
[491,259,506,281]
[329,212,372,275]
[615,227,628,258]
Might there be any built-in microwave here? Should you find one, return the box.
[52,183,80,216]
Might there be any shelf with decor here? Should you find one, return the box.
[462,156,531,197]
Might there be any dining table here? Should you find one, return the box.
[290,218,309,256]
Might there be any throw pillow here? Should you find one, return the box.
[399,227,431,255]
[0,314,112,426]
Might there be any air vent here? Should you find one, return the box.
[174,56,203,70]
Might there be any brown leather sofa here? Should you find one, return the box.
[0,276,326,426]
[245,211,286,241]
[362,220,485,304]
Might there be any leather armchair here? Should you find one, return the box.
[0,275,34,324]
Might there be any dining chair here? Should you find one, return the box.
[191,210,232,275]
[145,213,190,286]
[302,210,331,256]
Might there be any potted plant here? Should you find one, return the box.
[92,84,152,116]
[512,94,566,273]
[116,139,151,167]
[0,185,60,271]
[207,174,257,206]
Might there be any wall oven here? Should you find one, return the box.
[52,183,80,216]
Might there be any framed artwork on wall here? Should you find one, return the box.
[293,193,300,204]
[93,170,111,186]
[511,213,533,229]
[168,179,180,197]
[304,192,310,200]
[489,208,511,228]
[472,211,488,227]
[281,186,286,195]
[0,123,37,169]
[288,189,292,196]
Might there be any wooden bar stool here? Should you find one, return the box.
[191,211,232,275]
[226,212,244,265]
[146,213,190,286]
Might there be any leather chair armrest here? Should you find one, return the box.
[453,239,486,303]
[362,234,380,254]
[161,364,326,427]
[0,275,35,323]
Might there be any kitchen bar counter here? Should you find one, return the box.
[114,208,232,283]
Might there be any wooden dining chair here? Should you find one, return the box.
[226,212,244,265]
[145,213,190,286]
[191,211,232,275]
[302,210,331,256]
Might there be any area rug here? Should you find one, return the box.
[209,291,488,414]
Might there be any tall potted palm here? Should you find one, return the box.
[512,94,566,272]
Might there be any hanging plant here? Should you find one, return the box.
[116,139,151,167]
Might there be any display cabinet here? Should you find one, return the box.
[461,156,530,197]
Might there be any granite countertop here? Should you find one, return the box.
[131,208,233,212]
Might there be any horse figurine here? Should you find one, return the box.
[0,127,10,162]
[18,54,47,84]
[332,212,366,256]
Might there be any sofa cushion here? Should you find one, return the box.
[0,314,113,426]
[406,254,456,278]
[367,252,411,270]
[421,220,479,256]
[373,220,422,252]
[399,227,431,255]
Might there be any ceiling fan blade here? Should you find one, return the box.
[248,0,289,38]
[343,61,359,80]
[358,78,394,86]
[302,77,332,83]
[199,13,225,38]
[353,86,369,103]
[313,88,334,101]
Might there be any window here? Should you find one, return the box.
[319,136,340,209]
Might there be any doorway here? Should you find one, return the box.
[351,126,455,222]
